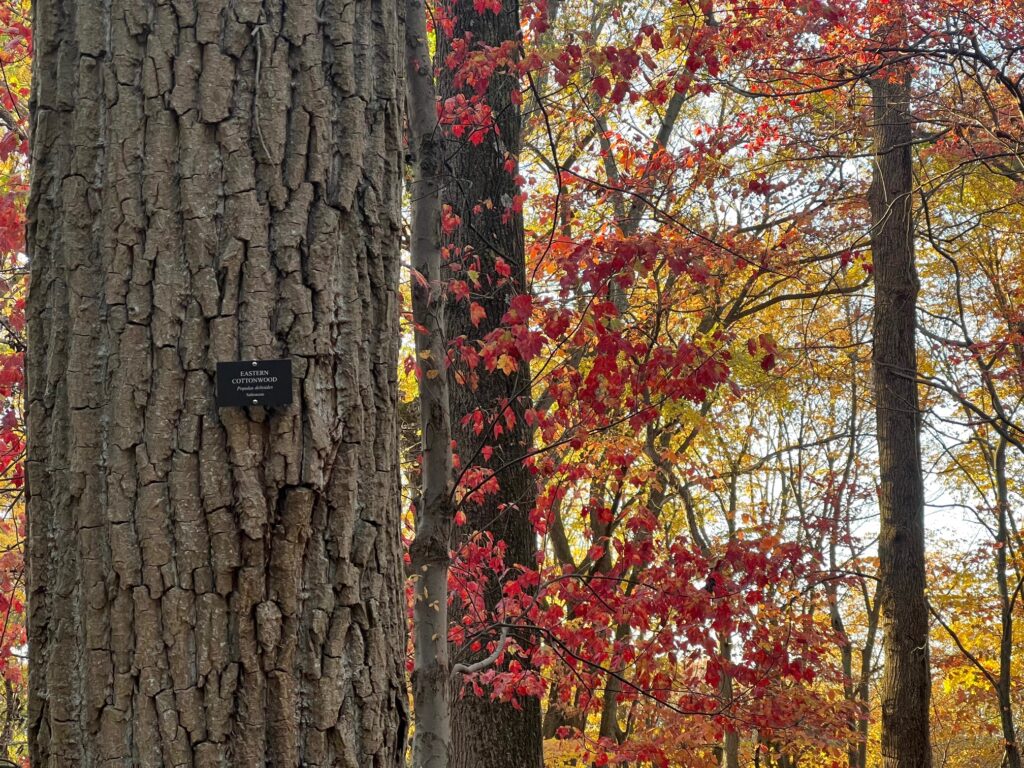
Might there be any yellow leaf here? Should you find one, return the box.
[497,354,517,375]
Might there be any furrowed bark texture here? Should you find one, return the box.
[435,0,542,764]
[25,1,408,765]
[869,68,932,768]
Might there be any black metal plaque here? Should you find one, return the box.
[216,359,293,408]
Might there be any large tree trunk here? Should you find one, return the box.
[25,2,408,766]
[435,0,543,764]
[869,65,932,768]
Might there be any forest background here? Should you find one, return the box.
[0,0,1023,766]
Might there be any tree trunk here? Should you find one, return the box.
[993,438,1022,768]
[435,0,543,763]
[25,2,408,765]
[718,636,740,768]
[856,587,881,768]
[869,65,932,768]
[406,0,455,763]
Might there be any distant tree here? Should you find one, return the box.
[868,12,933,768]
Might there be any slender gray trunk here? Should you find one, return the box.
[718,637,740,768]
[406,1,455,765]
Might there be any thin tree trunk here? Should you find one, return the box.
[857,587,881,768]
[994,438,1022,768]
[596,620,630,755]
[869,60,933,768]
[25,1,408,765]
[435,0,543,762]
[718,635,740,768]
[828,365,864,768]
[407,0,455,765]
[0,679,17,762]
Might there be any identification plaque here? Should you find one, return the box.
[216,359,293,408]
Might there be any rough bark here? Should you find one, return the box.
[869,67,933,768]
[435,0,543,762]
[406,0,455,764]
[25,1,408,765]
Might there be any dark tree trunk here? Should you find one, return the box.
[993,439,1022,768]
[717,636,740,768]
[435,0,543,762]
[869,67,933,768]
[25,1,408,765]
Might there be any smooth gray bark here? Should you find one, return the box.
[406,0,454,765]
